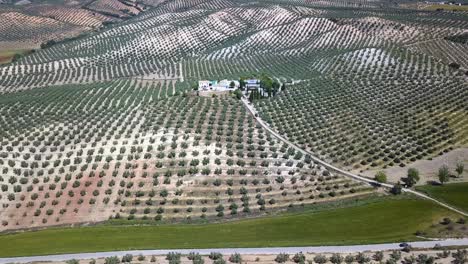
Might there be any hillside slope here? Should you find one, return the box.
[0,0,467,231]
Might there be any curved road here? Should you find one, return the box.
[240,97,467,217]
[1,239,468,263]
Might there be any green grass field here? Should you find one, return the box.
[0,197,461,257]
[425,4,468,11]
[416,182,468,213]
[0,49,32,64]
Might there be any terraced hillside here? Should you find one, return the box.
[0,0,149,57]
[0,11,87,50]
[0,0,467,231]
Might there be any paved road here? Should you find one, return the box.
[240,97,468,217]
[2,239,468,263]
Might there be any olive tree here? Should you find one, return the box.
[344,255,355,264]
[405,168,420,187]
[275,253,289,263]
[66,259,79,264]
[314,255,327,264]
[105,256,120,264]
[452,249,467,264]
[455,162,464,178]
[229,253,242,263]
[438,165,450,185]
[292,252,306,263]
[374,171,387,183]
[373,251,384,262]
[121,254,133,263]
[330,253,344,264]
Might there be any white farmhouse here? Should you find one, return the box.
[215,79,239,90]
[198,80,211,90]
[245,79,260,90]
[199,79,240,91]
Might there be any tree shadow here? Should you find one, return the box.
[427,180,442,186]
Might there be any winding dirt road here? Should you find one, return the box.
[240,97,467,217]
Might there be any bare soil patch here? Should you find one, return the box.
[360,148,468,185]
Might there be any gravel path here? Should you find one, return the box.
[240,97,468,217]
[2,239,468,263]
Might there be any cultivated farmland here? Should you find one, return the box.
[0,0,467,247]
[0,196,464,257]
[256,75,467,172]
[0,0,146,54]
[0,80,373,231]
[2,1,467,93]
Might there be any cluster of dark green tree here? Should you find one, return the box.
[242,74,283,102]
[259,74,281,97]
[388,162,464,195]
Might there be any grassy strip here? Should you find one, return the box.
[0,197,461,257]
[0,50,32,64]
[424,4,468,11]
[416,182,468,212]
[105,193,383,226]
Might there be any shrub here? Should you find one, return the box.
[330,253,344,264]
[229,253,242,263]
[105,256,120,264]
[455,162,464,177]
[405,168,420,187]
[436,250,450,259]
[389,250,401,261]
[292,252,306,263]
[402,245,412,253]
[160,189,169,197]
[66,259,79,264]
[402,256,414,264]
[345,254,355,264]
[452,249,467,264]
[314,255,327,264]
[275,176,285,183]
[373,251,384,261]
[188,252,200,260]
[374,171,387,183]
[416,254,434,264]
[209,252,223,260]
[166,252,181,264]
[390,182,403,195]
[355,253,370,264]
[438,165,450,184]
[122,254,133,263]
[441,217,452,225]
[275,253,289,263]
[189,252,205,264]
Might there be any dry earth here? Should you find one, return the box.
[359,148,468,185]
